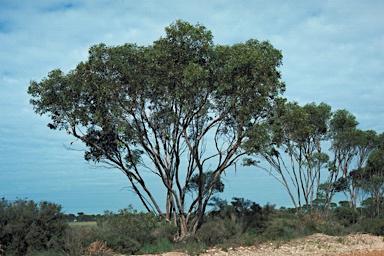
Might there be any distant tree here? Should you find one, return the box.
[65,213,76,222]
[327,110,378,211]
[361,146,384,217]
[28,20,285,237]
[312,182,338,212]
[338,129,378,213]
[246,101,331,211]
[207,197,274,234]
[323,109,359,210]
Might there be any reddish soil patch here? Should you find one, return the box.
[339,250,384,256]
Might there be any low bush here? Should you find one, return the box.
[262,217,299,241]
[196,218,239,246]
[84,240,114,256]
[358,218,384,235]
[181,236,207,256]
[140,239,173,254]
[332,206,359,226]
[62,225,99,255]
[151,221,178,242]
[96,206,173,254]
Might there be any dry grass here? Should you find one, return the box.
[84,240,114,256]
[69,221,98,227]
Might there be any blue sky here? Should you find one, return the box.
[1,0,384,214]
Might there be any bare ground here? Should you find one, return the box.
[140,233,384,256]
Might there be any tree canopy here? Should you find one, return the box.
[245,101,332,210]
[244,99,384,216]
[28,20,285,236]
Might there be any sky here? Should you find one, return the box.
[1,0,384,215]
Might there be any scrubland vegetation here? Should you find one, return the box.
[1,197,384,255]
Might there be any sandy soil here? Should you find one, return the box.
[140,233,384,256]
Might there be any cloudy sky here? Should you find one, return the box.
[1,0,383,214]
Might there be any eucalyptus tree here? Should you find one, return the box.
[343,129,378,210]
[327,110,377,211]
[246,101,331,211]
[28,20,285,236]
[321,109,359,210]
[360,136,384,217]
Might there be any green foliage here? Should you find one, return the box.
[0,198,67,255]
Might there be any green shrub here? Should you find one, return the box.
[96,206,162,254]
[103,235,141,254]
[0,198,67,255]
[320,220,345,236]
[262,217,299,241]
[140,239,173,254]
[239,233,257,246]
[332,206,359,226]
[182,236,207,256]
[152,221,178,242]
[62,225,99,256]
[196,218,239,246]
[298,212,325,235]
[261,210,351,240]
[196,219,225,246]
[359,218,384,235]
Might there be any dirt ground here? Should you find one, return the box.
[141,233,384,256]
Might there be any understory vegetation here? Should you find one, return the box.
[1,197,384,255]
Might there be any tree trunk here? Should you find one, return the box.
[179,215,189,238]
